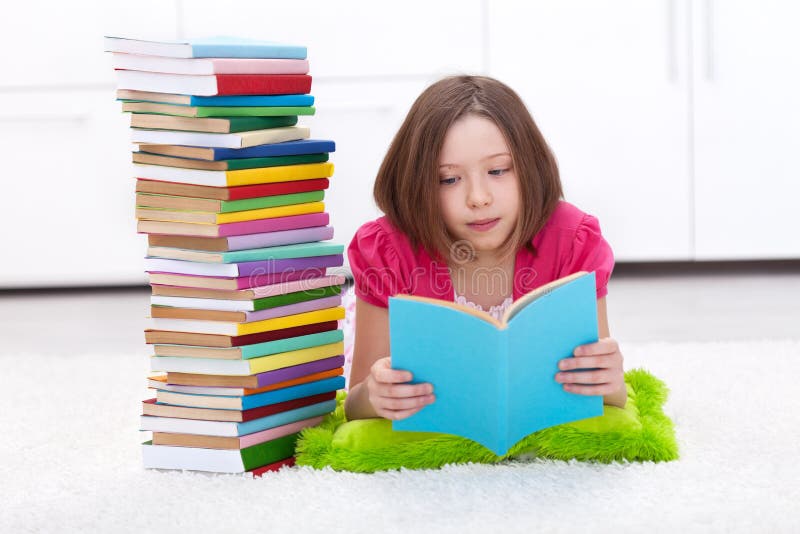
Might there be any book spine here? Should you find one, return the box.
[214,74,312,96]
[218,212,330,237]
[236,253,343,276]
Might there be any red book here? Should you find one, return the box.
[250,456,295,477]
[141,391,336,422]
[116,71,312,96]
[145,320,340,348]
[136,178,330,201]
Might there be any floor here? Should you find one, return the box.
[0,264,798,357]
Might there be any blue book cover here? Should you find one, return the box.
[236,400,337,436]
[105,36,306,59]
[210,139,336,160]
[390,271,603,456]
[120,94,316,107]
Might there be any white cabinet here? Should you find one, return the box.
[488,0,800,262]
[692,0,800,259]
[488,0,693,261]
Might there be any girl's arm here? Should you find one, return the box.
[555,297,627,408]
[344,297,434,420]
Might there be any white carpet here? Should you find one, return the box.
[2,339,799,533]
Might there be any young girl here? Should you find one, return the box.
[345,75,626,422]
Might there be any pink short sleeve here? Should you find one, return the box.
[347,220,406,308]
[561,214,615,299]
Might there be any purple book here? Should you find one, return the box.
[251,355,345,388]
[144,254,344,277]
[237,295,342,323]
[218,213,329,237]
[225,226,333,251]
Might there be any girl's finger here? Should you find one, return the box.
[372,382,433,399]
[373,366,414,384]
[374,394,435,411]
[574,338,619,356]
[556,369,615,385]
[559,353,621,371]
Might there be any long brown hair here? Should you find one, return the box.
[373,75,563,263]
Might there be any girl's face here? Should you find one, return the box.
[438,114,521,260]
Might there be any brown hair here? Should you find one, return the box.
[373,75,563,263]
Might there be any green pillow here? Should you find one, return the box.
[295,368,678,472]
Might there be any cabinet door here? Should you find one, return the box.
[488,0,692,261]
[692,0,800,259]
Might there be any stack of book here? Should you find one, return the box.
[105,36,345,475]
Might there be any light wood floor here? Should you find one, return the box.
[1,264,798,356]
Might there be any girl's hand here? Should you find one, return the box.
[365,356,435,420]
[555,337,624,397]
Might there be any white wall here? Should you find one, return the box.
[0,0,797,288]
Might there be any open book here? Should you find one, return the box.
[389,271,603,456]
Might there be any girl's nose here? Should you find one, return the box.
[467,178,492,208]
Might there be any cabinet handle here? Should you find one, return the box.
[705,0,715,81]
[667,0,678,82]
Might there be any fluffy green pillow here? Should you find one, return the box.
[295,368,678,473]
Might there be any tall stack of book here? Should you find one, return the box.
[105,36,345,475]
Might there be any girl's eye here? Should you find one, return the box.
[488,168,509,176]
[439,177,459,185]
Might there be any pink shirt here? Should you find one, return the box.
[347,200,615,308]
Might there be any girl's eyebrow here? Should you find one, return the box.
[439,152,511,168]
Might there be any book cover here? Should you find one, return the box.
[140,399,336,437]
[146,267,333,292]
[111,53,310,75]
[131,125,310,149]
[145,306,346,336]
[132,152,327,171]
[133,160,333,187]
[129,114,297,133]
[137,212,330,238]
[150,284,342,312]
[136,200,325,224]
[143,253,344,277]
[155,375,345,410]
[137,139,335,161]
[150,341,344,376]
[150,368,343,395]
[105,36,307,59]
[149,294,342,324]
[136,190,325,213]
[150,273,345,300]
[146,225,333,252]
[115,70,312,96]
[390,271,603,456]
[124,101,315,118]
[141,433,298,473]
[166,355,345,389]
[146,241,344,264]
[118,89,315,107]
[145,321,340,348]
[151,416,323,450]
[136,177,330,201]
[142,391,335,422]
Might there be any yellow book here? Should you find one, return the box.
[145,306,346,336]
[136,201,324,224]
[150,341,345,376]
[132,161,334,187]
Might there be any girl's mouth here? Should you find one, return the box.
[467,218,500,232]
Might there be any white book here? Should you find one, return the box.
[130,125,310,150]
[111,53,309,75]
[151,295,260,311]
[140,401,335,436]
[147,379,251,396]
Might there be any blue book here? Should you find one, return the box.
[157,376,345,411]
[211,139,336,160]
[105,36,306,59]
[119,93,315,107]
[390,271,603,456]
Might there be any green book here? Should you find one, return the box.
[130,114,297,133]
[200,115,297,133]
[248,284,341,311]
[122,100,316,117]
